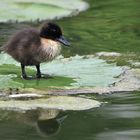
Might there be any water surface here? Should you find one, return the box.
[0,92,139,140]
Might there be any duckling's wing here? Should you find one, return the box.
[4,28,41,51]
[3,28,41,64]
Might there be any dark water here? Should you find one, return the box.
[0,92,140,140]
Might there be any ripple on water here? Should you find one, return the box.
[95,129,140,140]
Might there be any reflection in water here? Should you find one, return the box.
[35,110,67,137]
[95,129,140,140]
[23,109,67,137]
[0,109,67,138]
[0,92,140,140]
[37,119,60,137]
[36,117,66,137]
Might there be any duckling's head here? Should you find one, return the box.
[40,22,70,46]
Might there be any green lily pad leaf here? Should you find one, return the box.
[0,96,101,111]
[0,74,23,89]
[0,53,122,89]
[0,54,75,89]
[41,55,122,87]
[0,64,74,89]
[0,0,88,22]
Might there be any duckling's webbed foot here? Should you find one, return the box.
[36,65,53,79]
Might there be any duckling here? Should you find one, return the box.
[3,22,70,79]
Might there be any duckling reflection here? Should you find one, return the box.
[36,114,67,137]
[23,109,67,137]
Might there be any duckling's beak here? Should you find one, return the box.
[56,36,70,46]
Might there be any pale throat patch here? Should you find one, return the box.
[41,38,60,48]
[39,38,61,61]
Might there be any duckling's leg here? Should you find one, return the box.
[21,63,27,79]
[36,64,41,78]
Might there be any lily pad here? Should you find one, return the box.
[0,53,122,89]
[0,64,74,89]
[41,55,122,87]
[9,93,44,99]
[0,0,88,22]
[0,74,24,89]
[0,96,101,111]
